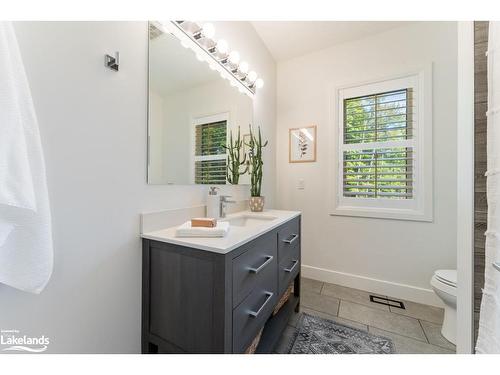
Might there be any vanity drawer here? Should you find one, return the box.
[277,217,300,261]
[278,244,300,296]
[232,271,277,353]
[232,232,277,306]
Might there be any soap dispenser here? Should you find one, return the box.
[206,186,219,219]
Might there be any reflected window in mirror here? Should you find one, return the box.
[194,114,227,185]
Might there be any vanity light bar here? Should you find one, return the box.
[155,21,263,98]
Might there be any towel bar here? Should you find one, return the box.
[493,262,500,272]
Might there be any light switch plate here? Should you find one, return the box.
[297,179,305,190]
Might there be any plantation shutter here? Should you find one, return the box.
[342,89,414,199]
[194,120,227,184]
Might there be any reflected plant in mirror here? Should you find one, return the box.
[247,125,268,212]
[225,126,249,185]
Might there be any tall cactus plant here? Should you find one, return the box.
[225,126,248,185]
[246,125,268,197]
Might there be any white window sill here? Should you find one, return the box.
[330,205,433,222]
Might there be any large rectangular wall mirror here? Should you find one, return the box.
[147,22,253,185]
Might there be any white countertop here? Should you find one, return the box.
[140,209,301,254]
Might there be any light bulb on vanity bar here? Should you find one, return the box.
[239,61,249,75]
[228,51,240,65]
[255,78,264,89]
[247,71,257,83]
[201,23,215,39]
[179,21,199,35]
[216,39,229,55]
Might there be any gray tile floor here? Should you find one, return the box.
[274,278,456,354]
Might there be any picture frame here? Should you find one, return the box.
[289,125,317,163]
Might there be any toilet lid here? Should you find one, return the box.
[435,269,457,287]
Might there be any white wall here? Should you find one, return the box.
[276,22,458,306]
[0,21,276,353]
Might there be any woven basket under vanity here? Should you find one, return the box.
[273,283,294,316]
[245,283,294,353]
[244,328,264,354]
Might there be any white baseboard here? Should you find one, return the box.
[301,264,443,308]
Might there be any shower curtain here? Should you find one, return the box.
[476,21,500,354]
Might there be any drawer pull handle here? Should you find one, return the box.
[284,260,299,273]
[248,292,274,318]
[283,234,299,244]
[248,256,273,274]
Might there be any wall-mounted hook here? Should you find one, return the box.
[105,52,119,71]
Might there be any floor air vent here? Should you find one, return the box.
[369,295,405,309]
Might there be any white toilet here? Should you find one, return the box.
[430,269,457,345]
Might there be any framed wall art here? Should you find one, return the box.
[289,125,317,163]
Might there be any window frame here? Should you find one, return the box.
[330,67,433,222]
[190,112,229,185]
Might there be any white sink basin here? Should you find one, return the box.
[223,214,278,228]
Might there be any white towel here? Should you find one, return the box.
[477,21,500,354]
[0,22,53,294]
[175,221,230,238]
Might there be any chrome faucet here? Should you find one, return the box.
[219,195,236,218]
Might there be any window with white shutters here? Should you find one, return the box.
[194,120,227,185]
[332,70,433,221]
[342,89,414,199]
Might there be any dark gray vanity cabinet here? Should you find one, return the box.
[141,215,301,354]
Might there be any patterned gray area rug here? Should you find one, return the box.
[286,313,395,354]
